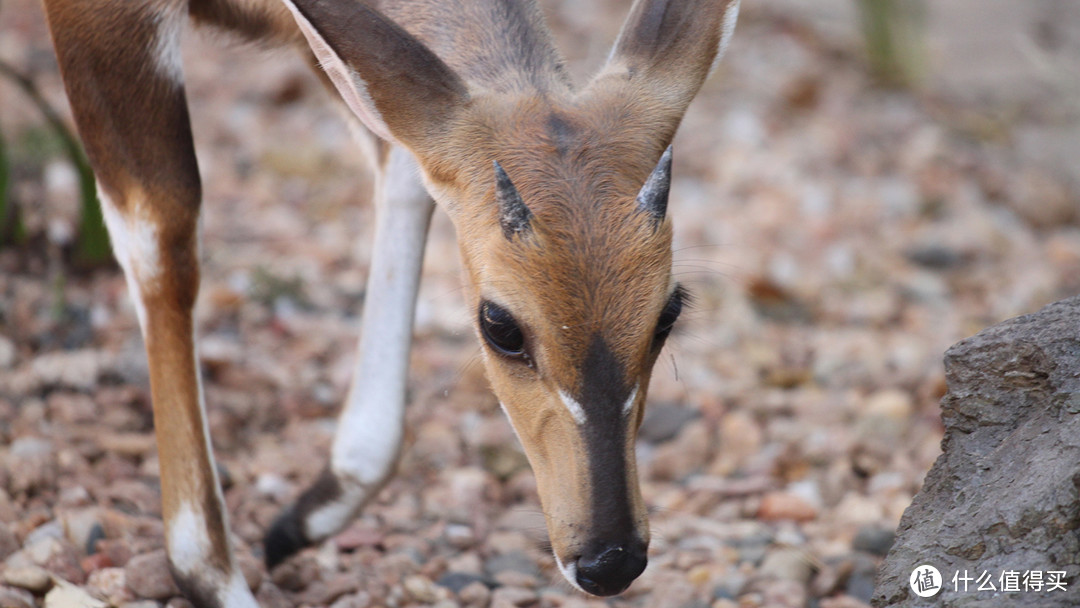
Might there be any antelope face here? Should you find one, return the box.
[439,105,684,596]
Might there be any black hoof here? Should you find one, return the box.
[264,507,308,570]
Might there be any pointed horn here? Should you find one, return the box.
[494,160,533,240]
[636,145,672,227]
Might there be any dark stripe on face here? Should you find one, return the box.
[577,334,635,542]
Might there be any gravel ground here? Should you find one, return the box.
[2,1,1079,608]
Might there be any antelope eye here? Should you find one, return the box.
[653,286,685,347]
[479,301,526,358]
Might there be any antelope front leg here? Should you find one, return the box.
[265,144,434,566]
[42,1,257,605]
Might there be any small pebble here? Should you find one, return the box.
[757,492,818,522]
[124,551,180,600]
[490,586,537,608]
[851,525,895,557]
[457,581,492,606]
[3,566,53,594]
[0,586,36,608]
[43,581,106,608]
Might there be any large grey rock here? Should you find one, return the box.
[874,296,1080,606]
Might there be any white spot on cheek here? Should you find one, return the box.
[559,390,588,425]
[555,553,586,593]
[168,502,211,576]
[622,384,640,415]
[709,0,741,77]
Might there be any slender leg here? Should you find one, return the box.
[265,142,435,566]
[42,2,256,606]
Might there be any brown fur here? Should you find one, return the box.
[42,0,738,599]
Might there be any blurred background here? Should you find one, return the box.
[1,1,1079,607]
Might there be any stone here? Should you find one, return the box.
[403,575,440,603]
[60,509,103,556]
[639,403,701,444]
[457,581,492,606]
[1009,169,1077,229]
[851,525,894,557]
[269,554,319,592]
[756,492,818,522]
[86,567,133,606]
[437,572,497,594]
[0,524,18,562]
[757,548,815,584]
[0,586,35,608]
[2,567,53,594]
[709,410,762,476]
[490,586,536,608]
[43,581,106,608]
[124,551,180,600]
[484,552,539,579]
[24,536,84,586]
[649,421,711,481]
[7,438,58,495]
[334,525,383,552]
[874,296,1080,607]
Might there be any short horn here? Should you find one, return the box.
[636,145,672,226]
[494,160,533,240]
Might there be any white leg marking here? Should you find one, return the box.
[167,502,212,576]
[281,0,394,142]
[558,390,588,425]
[221,572,258,608]
[313,147,432,540]
[331,148,427,487]
[303,485,366,540]
[709,0,741,77]
[169,503,258,608]
[622,384,640,416]
[153,6,185,86]
[554,553,586,593]
[98,187,161,334]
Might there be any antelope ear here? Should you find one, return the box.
[283,0,469,149]
[590,0,739,131]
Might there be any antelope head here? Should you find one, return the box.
[284,0,739,595]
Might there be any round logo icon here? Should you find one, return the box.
[910,564,943,598]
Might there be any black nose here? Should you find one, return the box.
[575,541,648,596]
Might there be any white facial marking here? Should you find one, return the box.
[281,0,395,143]
[153,7,184,86]
[559,390,588,425]
[168,502,211,576]
[709,0,741,77]
[622,384,640,415]
[555,553,586,593]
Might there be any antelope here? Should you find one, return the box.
[42,0,740,604]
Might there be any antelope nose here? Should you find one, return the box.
[575,542,648,596]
